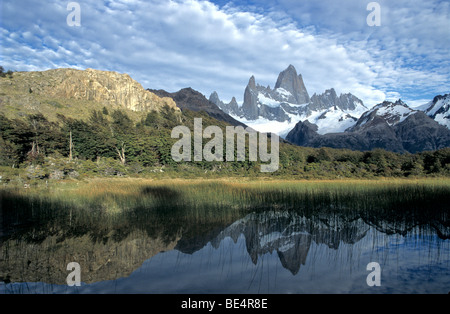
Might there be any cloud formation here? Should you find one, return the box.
[0,0,448,108]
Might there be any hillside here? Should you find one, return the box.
[0,68,179,122]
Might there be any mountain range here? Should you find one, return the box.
[210,65,368,137]
[1,66,448,155]
[210,65,450,153]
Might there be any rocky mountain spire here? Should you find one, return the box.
[248,75,257,90]
[211,65,366,135]
[242,76,260,120]
[209,92,241,118]
[274,65,310,104]
[209,91,221,106]
[309,88,365,112]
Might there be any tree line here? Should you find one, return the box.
[0,106,449,181]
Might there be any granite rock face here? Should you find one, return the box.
[396,111,450,153]
[274,64,310,105]
[11,68,179,113]
[309,88,363,112]
[214,65,311,122]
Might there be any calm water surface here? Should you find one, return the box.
[1,207,449,294]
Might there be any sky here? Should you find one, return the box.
[0,0,449,109]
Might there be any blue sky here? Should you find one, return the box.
[1,0,449,108]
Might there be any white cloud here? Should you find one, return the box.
[0,0,448,108]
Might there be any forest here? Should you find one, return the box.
[0,104,449,185]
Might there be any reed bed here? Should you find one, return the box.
[1,178,448,243]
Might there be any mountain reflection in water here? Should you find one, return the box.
[1,204,449,294]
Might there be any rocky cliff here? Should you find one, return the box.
[0,68,179,118]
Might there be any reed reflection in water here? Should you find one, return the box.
[1,180,449,293]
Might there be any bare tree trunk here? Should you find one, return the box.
[69,131,73,161]
[31,141,40,155]
[28,141,40,162]
[31,141,36,156]
[116,142,126,165]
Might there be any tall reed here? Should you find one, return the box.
[1,178,448,243]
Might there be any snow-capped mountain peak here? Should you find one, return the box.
[210,65,367,138]
[355,99,416,129]
[422,94,450,129]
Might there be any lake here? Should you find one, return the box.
[0,179,449,294]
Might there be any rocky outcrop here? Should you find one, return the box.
[7,68,179,113]
[396,111,450,153]
[284,120,320,146]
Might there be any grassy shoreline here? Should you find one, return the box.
[1,176,448,248]
[2,176,449,213]
[3,176,449,195]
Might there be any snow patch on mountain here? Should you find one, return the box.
[376,102,415,125]
[308,109,359,135]
[275,87,292,101]
[422,94,450,129]
[357,100,416,129]
[257,92,280,108]
[232,113,303,139]
[235,105,365,138]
